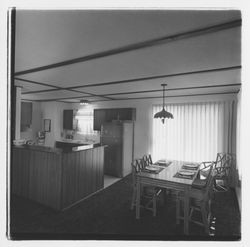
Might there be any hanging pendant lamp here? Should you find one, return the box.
[154,83,173,123]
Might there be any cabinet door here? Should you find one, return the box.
[63,110,73,130]
[94,108,136,131]
[104,144,122,177]
[93,109,106,131]
[105,109,117,122]
[119,108,136,121]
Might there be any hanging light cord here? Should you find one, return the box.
[162,83,167,110]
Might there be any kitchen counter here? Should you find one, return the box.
[60,143,106,152]
[13,143,105,153]
[12,143,106,210]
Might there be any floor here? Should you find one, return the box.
[104,175,121,188]
[9,174,241,241]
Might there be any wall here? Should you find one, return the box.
[40,102,72,147]
[20,101,42,141]
[26,93,237,157]
[73,93,237,162]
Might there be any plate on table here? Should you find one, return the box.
[178,170,195,176]
[145,166,159,172]
[183,163,199,168]
[158,159,167,163]
[157,160,171,165]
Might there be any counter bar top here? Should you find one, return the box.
[13,143,106,153]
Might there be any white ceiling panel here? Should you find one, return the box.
[17,27,241,88]
[56,96,110,102]
[14,10,241,102]
[21,90,90,101]
[57,99,80,103]
[77,69,241,96]
[15,10,241,72]
[15,79,53,93]
[111,85,240,100]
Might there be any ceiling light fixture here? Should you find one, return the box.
[80,99,89,106]
[154,83,173,123]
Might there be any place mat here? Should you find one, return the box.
[174,170,196,180]
[155,160,172,167]
[181,164,199,170]
[142,166,164,174]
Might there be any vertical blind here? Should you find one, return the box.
[152,101,236,162]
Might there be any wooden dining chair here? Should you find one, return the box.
[130,158,162,216]
[213,153,236,192]
[142,154,153,167]
[192,161,215,187]
[176,164,214,234]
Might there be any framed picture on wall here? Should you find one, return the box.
[44,119,51,132]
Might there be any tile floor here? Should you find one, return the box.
[104,175,121,188]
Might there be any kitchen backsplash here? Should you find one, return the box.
[62,129,100,143]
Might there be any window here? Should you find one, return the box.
[152,101,236,162]
[75,109,98,135]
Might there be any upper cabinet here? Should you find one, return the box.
[93,108,136,131]
[93,109,106,131]
[63,110,78,130]
[21,102,32,131]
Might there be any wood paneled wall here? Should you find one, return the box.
[12,148,30,197]
[29,150,62,210]
[61,146,104,209]
[12,146,104,210]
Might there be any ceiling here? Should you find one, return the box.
[14,9,242,103]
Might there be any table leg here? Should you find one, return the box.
[184,188,189,235]
[136,178,141,219]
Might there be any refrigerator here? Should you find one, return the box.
[100,122,134,178]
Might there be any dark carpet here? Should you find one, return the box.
[9,174,241,241]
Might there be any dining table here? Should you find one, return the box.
[135,159,200,235]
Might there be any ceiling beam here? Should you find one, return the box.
[15,77,114,100]
[23,90,239,103]
[102,83,241,97]
[67,65,241,89]
[89,91,239,102]
[15,19,241,76]
[21,83,240,102]
[17,65,241,95]
[52,91,238,103]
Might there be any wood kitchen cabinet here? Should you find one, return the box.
[63,110,78,130]
[93,109,106,131]
[93,108,136,131]
[104,144,122,177]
